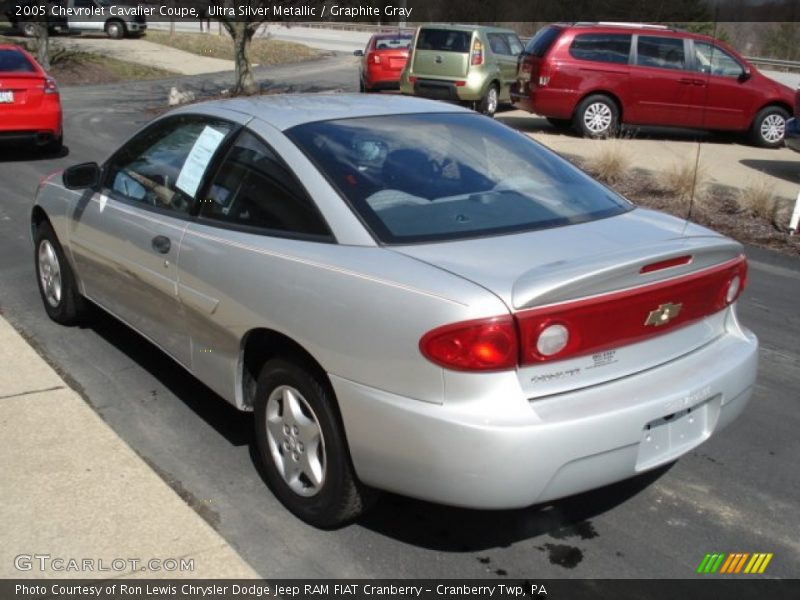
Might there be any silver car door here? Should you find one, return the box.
[68,114,237,367]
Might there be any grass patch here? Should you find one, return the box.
[585,139,632,185]
[10,40,176,84]
[145,30,319,66]
[738,178,777,222]
[657,160,710,213]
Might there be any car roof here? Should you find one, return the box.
[194,93,472,131]
[419,23,517,34]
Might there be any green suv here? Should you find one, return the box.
[400,24,523,117]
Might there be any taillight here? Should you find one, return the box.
[43,77,58,94]
[368,52,381,65]
[419,316,517,372]
[420,256,748,371]
[471,40,484,66]
[536,62,552,87]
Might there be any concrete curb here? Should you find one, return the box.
[0,315,259,579]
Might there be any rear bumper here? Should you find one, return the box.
[401,77,483,102]
[511,82,577,119]
[0,100,62,143]
[332,323,758,509]
[785,117,800,153]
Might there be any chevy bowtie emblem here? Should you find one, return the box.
[645,302,683,327]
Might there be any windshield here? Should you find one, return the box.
[287,113,632,244]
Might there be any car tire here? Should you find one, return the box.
[359,78,366,93]
[34,221,86,325]
[478,83,499,118]
[253,358,376,528]
[546,117,572,130]
[21,22,37,38]
[750,106,789,148]
[574,94,620,138]
[105,20,125,40]
[46,135,63,155]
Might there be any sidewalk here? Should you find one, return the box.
[0,316,258,579]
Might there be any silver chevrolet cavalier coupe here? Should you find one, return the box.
[32,94,757,527]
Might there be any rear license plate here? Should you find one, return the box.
[636,395,720,470]
[0,91,14,103]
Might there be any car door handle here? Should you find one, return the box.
[678,78,695,85]
[151,235,171,254]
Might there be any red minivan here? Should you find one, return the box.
[355,32,413,93]
[511,23,794,147]
[0,44,62,152]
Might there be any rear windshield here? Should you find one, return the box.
[524,25,561,57]
[287,113,631,244]
[416,29,472,53]
[0,49,35,73]
[374,36,412,50]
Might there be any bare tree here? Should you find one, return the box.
[32,23,50,71]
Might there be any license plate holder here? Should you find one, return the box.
[636,396,718,470]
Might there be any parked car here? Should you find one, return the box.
[59,0,147,39]
[400,24,523,117]
[4,1,69,36]
[511,23,794,147]
[0,44,62,151]
[354,32,412,92]
[32,94,757,527]
[784,85,800,153]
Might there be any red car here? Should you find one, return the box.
[355,33,412,93]
[0,44,62,152]
[511,23,794,147]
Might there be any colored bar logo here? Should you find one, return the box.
[696,553,773,574]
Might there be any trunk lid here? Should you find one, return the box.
[395,209,744,398]
[0,73,45,109]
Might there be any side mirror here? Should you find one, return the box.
[353,49,364,57]
[63,162,100,190]
[739,67,752,82]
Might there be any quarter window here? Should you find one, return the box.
[692,41,743,77]
[488,33,512,56]
[636,36,686,70]
[104,116,233,214]
[199,130,329,238]
[569,34,632,64]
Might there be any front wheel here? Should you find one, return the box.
[574,94,620,138]
[105,20,125,39]
[750,106,788,148]
[254,359,375,528]
[478,83,499,118]
[34,221,86,325]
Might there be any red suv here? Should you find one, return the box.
[511,23,794,147]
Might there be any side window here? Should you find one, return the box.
[636,36,686,70]
[487,33,511,56]
[506,34,524,56]
[692,41,743,77]
[104,116,233,215]
[569,34,631,64]
[200,130,330,238]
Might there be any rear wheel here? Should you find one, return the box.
[21,21,37,37]
[750,106,788,148]
[254,358,375,528]
[478,83,499,118]
[574,94,620,138]
[34,221,86,325]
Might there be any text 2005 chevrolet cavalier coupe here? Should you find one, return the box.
[32,94,757,527]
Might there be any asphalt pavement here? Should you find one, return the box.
[0,58,798,579]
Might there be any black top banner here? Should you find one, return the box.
[1,0,800,24]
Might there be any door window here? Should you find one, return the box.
[199,130,330,238]
[104,116,233,215]
[636,36,686,70]
[692,41,743,77]
[569,33,632,64]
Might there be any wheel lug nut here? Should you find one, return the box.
[283,425,290,435]
[292,453,300,461]
[297,443,304,452]
[283,441,290,451]
[292,426,299,435]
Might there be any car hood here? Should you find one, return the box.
[391,207,742,311]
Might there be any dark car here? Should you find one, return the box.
[784,86,800,153]
[511,22,795,147]
[4,1,69,36]
[355,32,412,93]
